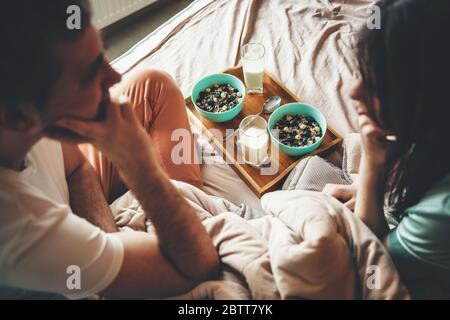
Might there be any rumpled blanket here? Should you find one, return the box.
[110,180,410,300]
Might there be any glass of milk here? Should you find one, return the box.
[238,115,269,168]
[241,43,265,94]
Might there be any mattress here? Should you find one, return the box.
[111,0,374,207]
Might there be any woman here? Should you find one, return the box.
[326,0,450,298]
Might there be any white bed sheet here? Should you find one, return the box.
[111,0,373,205]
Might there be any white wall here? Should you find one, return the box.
[90,0,159,29]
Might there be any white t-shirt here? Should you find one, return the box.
[0,138,124,299]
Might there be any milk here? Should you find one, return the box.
[243,61,264,93]
[240,127,269,166]
[244,70,264,90]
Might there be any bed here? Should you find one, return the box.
[108,0,412,299]
[111,0,374,208]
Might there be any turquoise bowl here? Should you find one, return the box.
[268,103,327,157]
[191,73,246,123]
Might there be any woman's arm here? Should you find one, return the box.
[355,153,389,239]
[354,109,395,240]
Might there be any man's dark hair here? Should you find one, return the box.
[0,0,92,110]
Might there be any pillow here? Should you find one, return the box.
[282,155,352,191]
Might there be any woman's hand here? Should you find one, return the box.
[354,105,392,239]
[357,112,395,170]
[323,182,357,210]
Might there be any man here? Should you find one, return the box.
[0,0,219,299]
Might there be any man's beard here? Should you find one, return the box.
[43,95,110,142]
[95,95,110,121]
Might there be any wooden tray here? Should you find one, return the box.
[186,66,342,197]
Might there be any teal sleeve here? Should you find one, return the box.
[387,228,450,298]
[393,191,450,270]
[385,175,450,298]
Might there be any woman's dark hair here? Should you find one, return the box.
[0,0,91,110]
[357,0,450,218]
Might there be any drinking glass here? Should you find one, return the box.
[241,43,265,94]
[238,115,269,167]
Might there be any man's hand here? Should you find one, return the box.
[322,183,357,210]
[46,97,158,186]
[45,96,220,284]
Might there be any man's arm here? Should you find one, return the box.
[102,231,196,298]
[54,101,220,287]
[122,162,220,282]
[101,167,220,298]
[62,143,118,233]
[61,143,206,298]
